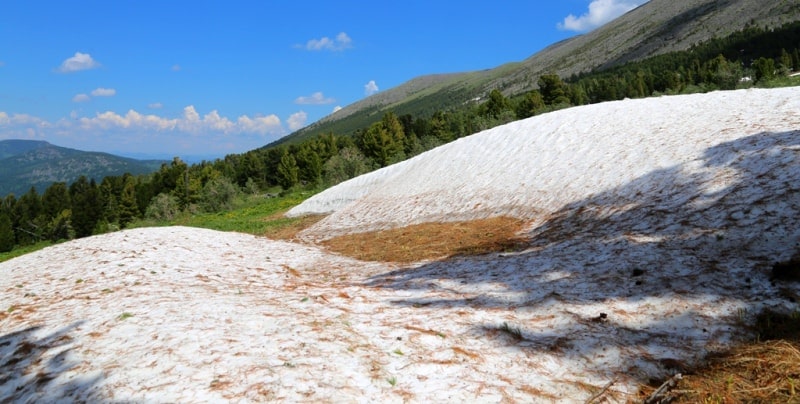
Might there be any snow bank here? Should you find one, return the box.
[290,88,800,240]
[2,88,800,403]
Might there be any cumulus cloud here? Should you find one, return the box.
[58,52,100,72]
[332,106,342,113]
[0,112,51,127]
[72,93,91,103]
[71,106,283,136]
[558,0,647,32]
[91,87,116,97]
[287,111,308,131]
[0,107,291,154]
[364,80,379,96]
[301,32,353,51]
[295,91,335,105]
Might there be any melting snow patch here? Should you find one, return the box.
[2,88,800,402]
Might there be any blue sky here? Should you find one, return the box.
[0,0,647,160]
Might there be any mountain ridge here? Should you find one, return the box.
[278,0,800,145]
[0,140,165,197]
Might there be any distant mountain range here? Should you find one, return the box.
[0,140,166,197]
[277,0,800,145]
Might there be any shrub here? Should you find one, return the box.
[145,193,181,221]
[200,177,239,213]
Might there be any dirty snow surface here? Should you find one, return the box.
[3,88,800,403]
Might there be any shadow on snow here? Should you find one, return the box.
[365,130,800,381]
[0,321,103,402]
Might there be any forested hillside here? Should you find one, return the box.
[1,21,799,254]
[283,0,800,144]
[0,140,164,197]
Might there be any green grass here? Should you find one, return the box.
[758,74,800,88]
[132,188,319,236]
[0,241,53,264]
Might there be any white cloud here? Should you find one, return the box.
[295,91,335,105]
[301,32,353,52]
[91,87,116,97]
[287,111,308,131]
[558,0,647,32]
[71,106,284,136]
[58,52,100,73]
[237,114,282,135]
[72,93,91,103]
[364,80,379,96]
[0,107,289,154]
[148,102,163,109]
[333,106,342,113]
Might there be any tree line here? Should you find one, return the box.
[1,21,799,253]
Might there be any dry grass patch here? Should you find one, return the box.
[638,310,800,403]
[262,214,326,241]
[667,340,800,403]
[320,216,530,263]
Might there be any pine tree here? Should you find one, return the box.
[13,187,42,245]
[70,176,100,238]
[515,90,545,119]
[356,114,406,168]
[42,182,71,220]
[276,150,299,190]
[538,74,570,106]
[483,89,510,119]
[118,177,140,228]
[0,212,14,252]
[295,144,323,184]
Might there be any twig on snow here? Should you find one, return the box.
[585,379,615,404]
[644,373,682,404]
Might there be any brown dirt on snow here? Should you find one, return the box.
[319,216,530,263]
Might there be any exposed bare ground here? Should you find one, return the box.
[320,216,530,263]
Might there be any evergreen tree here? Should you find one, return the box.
[483,89,510,118]
[295,144,323,185]
[779,48,793,73]
[538,74,570,106]
[13,187,42,245]
[236,151,265,188]
[317,132,339,161]
[753,57,776,82]
[356,112,406,167]
[276,150,299,190]
[70,176,100,238]
[429,111,453,143]
[0,211,14,252]
[118,176,140,228]
[42,182,71,220]
[98,176,122,227]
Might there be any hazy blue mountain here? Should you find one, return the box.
[0,140,166,197]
